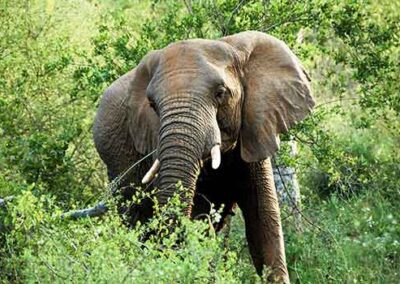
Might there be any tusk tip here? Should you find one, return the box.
[141,176,150,184]
[212,161,220,170]
[141,159,160,184]
[211,144,221,170]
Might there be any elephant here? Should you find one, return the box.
[93,31,314,283]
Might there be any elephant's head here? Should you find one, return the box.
[128,31,314,215]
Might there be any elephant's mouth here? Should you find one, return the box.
[221,134,237,151]
[141,122,238,185]
[141,144,221,184]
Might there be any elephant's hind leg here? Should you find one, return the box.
[238,158,289,283]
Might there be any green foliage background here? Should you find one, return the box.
[0,0,399,283]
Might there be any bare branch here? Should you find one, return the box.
[40,257,68,280]
[224,0,248,35]
[315,98,359,109]
[182,0,192,14]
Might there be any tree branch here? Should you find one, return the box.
[182,0,192,14]
[223,0,248,35]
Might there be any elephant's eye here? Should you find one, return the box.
[215,86,229,103]
[148,100,157,113]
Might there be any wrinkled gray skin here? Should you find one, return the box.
[93,31,314,283]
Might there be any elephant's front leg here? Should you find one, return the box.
[238,158,289,283]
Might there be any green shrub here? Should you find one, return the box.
[285,191,400,283]
[1,187,257,283]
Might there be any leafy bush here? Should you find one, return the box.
[1,186,257,283]
[0,0,104,203]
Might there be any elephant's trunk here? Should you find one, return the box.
[155,94,218,216]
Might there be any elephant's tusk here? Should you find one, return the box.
[142,159,160,184]
[211,144,221,170]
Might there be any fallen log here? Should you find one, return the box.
[0,195,108,220]
[60,202,108,219]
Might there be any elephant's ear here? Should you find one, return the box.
[126,51,161,154]
[221,31,315,163]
